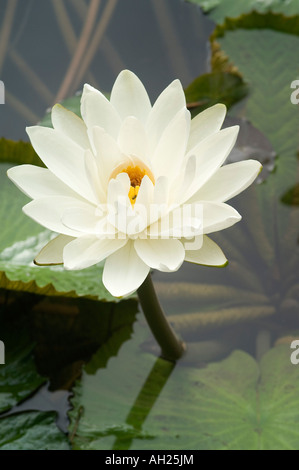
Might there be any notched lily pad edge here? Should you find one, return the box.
[0,268,126,303]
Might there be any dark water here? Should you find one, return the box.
[0,0,216,437]
[1,0,299,450]
[0,0,213,141]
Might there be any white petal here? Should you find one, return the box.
[26,126,98,204]
[107,173,130,207]
[147,176,170,226]
[7,165,83,200]
[131,176,155,236]
[63,235,127,270]
[34,234,74,265]
[187,160,262,204]
[92,126,123,186]
[106,175,133,235]
[117,116,149,162]
[61,203,104,234]
[153,176,169,205]
[110,70,152,125]
[23,196,95,237]
[151,108,191,180]
[51,104,90,149]
[187,104,226,153]
[202,201,241,234]
[84,150,106,203]
[81,84,121,138]
[103,240,150,297]
[146,79,186,154]
[106,174,149,237]
[62,205,117,238]
[184,235,227,266]
[135,175,154,206]
[134,238,185,272]
[148,203,203,239]
[173,154,196,204]
[179,126,240,204]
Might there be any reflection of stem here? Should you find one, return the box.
[112,357,174,450]
[0,0,18,74]
[167,305,275,336]
[137,274,186,362]
[51,0,98,89]
[151,0,192,84]
[71,0,119,93]
[70,0,122,85]
[68,0,87,18]
[54,0,101,102]
[6,90,39,124]
[51,0,77,55]
[9,49,54,104]
[100,35,126,76]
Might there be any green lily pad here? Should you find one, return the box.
[157,12,299,338]
[0,316,45,414]
[187,0,299,23]
[211,12,299,246]
[0,411,69,450]
[69,317,299,450]
[185,71,248,115]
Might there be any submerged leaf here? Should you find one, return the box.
[281,183,299,206]
[0,316,45,414]
[69,318,299,450]
[0,412,69,450]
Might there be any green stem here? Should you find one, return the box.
[112,357,175,450]
[137,273,186,362]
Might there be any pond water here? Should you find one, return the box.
[0,0,299,451]
[0,0,213,140]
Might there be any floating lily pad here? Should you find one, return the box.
[151,12,299,338]
[187,0,299,23]
[69,318,299,450]
[185,71,248,114]
[211,12,299,243]
[0,411,69,450]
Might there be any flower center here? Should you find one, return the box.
[122,165,145,204]
[122,165,146,188]
[110,163,155,205]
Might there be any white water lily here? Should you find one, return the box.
[7,70,261,297]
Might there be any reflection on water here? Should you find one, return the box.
[0,0,213,140]
[1,0,299,451]
[112,357,175,450]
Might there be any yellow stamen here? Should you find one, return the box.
[110,163,155,205]
[128,185,140,205]
[122,165,146,188]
